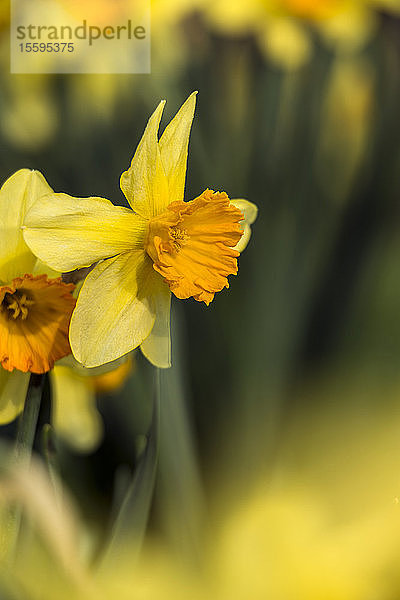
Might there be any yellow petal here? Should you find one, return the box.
[32,258,60,279]
[159,91,197,205]
[0,368,30,424]
[69,251,159,367]
[50,366,103,453]
[0,169,53,283]
[120,100,169,219]
[23,193,147,272]
[230,199,258,253]
[140,284,171,369]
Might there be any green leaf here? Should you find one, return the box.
[100,368,160,567]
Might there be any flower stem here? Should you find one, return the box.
[14,373,44,463]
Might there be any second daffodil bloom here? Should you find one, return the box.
[0,169,105,452]
[0,171,75,377]
[0,170,75,427]
[23,92,258,369]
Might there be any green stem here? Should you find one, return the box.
[14,374,44,463]
[99,367,161,568]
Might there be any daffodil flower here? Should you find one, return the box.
[0,169,104,452]
[23,93,258,369]
[0,170,74,416]
[51,355,132,453]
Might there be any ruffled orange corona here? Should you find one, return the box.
[0,274,76,374]
[145,190,244,305]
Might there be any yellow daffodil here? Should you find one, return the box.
[51,355,133,452]
[0,170,74,389]
[0,169,106,453]
[23,93,258,369]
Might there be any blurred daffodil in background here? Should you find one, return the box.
[151,0,400,71]
[23,93,258,369]
[51,355,133,452]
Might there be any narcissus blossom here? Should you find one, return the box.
[23,93,258,369]
[0,170,75,380]
[0,169,106,452]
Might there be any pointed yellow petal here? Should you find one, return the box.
[140,284,171,368]
[50,366,103,453]
[230,199,258,252]
[159,91,197,205]
[23,193,148,272]
[120,100,169,219]
[69,251,160,367]
[0,169,53,283]
[0,368,30,424]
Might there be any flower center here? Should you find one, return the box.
[0,274,76,373]
[145,189,244,305]
[2,290,35,321]
[170,227,189,252]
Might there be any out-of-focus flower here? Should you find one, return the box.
[50,363,103,453]
[90,356,133,393]
[258,16,313,70]
[51,356,133,452]
[23,93,258,369]
[211,487,400,600]
[0,170,118,453]
[200,0,395,69]
[0,77,59,152]
[316,55,375,203]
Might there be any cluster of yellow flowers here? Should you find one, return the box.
[153,0,400,70]
[0,92,257,447]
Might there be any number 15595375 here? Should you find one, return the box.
[19,42,75,52]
